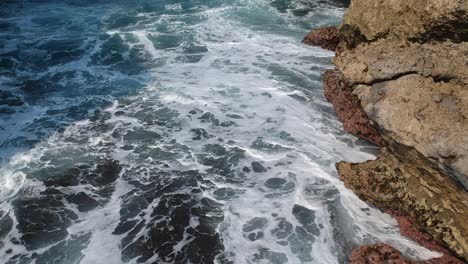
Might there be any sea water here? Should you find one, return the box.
[0,0,440,263]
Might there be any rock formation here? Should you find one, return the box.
[305,0,468,262]
[350,243,462,264]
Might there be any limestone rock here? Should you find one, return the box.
[350,244,463,264]
[337,148,468,260]
[334,39,468,85]
[343,0,468,42]
[353,75,468,188]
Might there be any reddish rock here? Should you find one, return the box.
[303,26,341,51]
[337,147,468,261]
[390,212,464,264]
[350,244,411,264]
[323,69,385,146]
[350,244,464,264]
[390,211,451,255]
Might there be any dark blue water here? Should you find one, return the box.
[0,0,438,263]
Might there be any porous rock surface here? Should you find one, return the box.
[302,26,341,51]
[354,74,468,188]
[343,0,468,42]
[304,0,468,262]
[350,243,463,264]
[337,148,468,261]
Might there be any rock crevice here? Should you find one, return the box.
[305,0,468,262]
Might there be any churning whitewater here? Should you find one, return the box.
[0,0,441,263]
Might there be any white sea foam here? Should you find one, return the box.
[0,0,444,263]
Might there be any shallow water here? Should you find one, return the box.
[0,0,440,263]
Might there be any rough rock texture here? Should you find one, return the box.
[343,0,468,42]
[350,244,412,264]
[354,75,468,188]
[390,212,467,264]
[337,148,468,260]
[302,26,341,51]
[305,0,468,261]
[350,244,463,264]
[334,39,468,85]
[323,69,385,146]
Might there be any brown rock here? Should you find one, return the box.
[350,244,464,264]
[323,69,385,146]
[353,75,468,188]
[303,26,341,51]
[308,0,468,262]
[350,244,411,264]
[342,0,468,42]
[337,148,468,261]
[334,39,468,85]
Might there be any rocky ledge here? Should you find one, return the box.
[305,0,468,262]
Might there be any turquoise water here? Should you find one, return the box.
[0,0,439,263]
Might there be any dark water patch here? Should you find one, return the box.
[254,248,289,264]
[190,128,215,140]
[3,159,121,263]
[148,34,182,50]
[66,192,99,212]
[13,195,78,250]
[251,161,267,173]
[265,177,287,189]
[197,144,246,178]
[0,212,13,249]
[35,232,91,264]
[117,170,225,263]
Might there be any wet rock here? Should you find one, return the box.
[302,26,341,51]
[323,69,384,146]
[310,1,468,261]
[337,148,468,260]
[391,211,461,260]
[350,243,464,264]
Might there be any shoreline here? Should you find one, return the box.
[304,0,468,262]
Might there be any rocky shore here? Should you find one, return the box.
[304,0,468,263]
